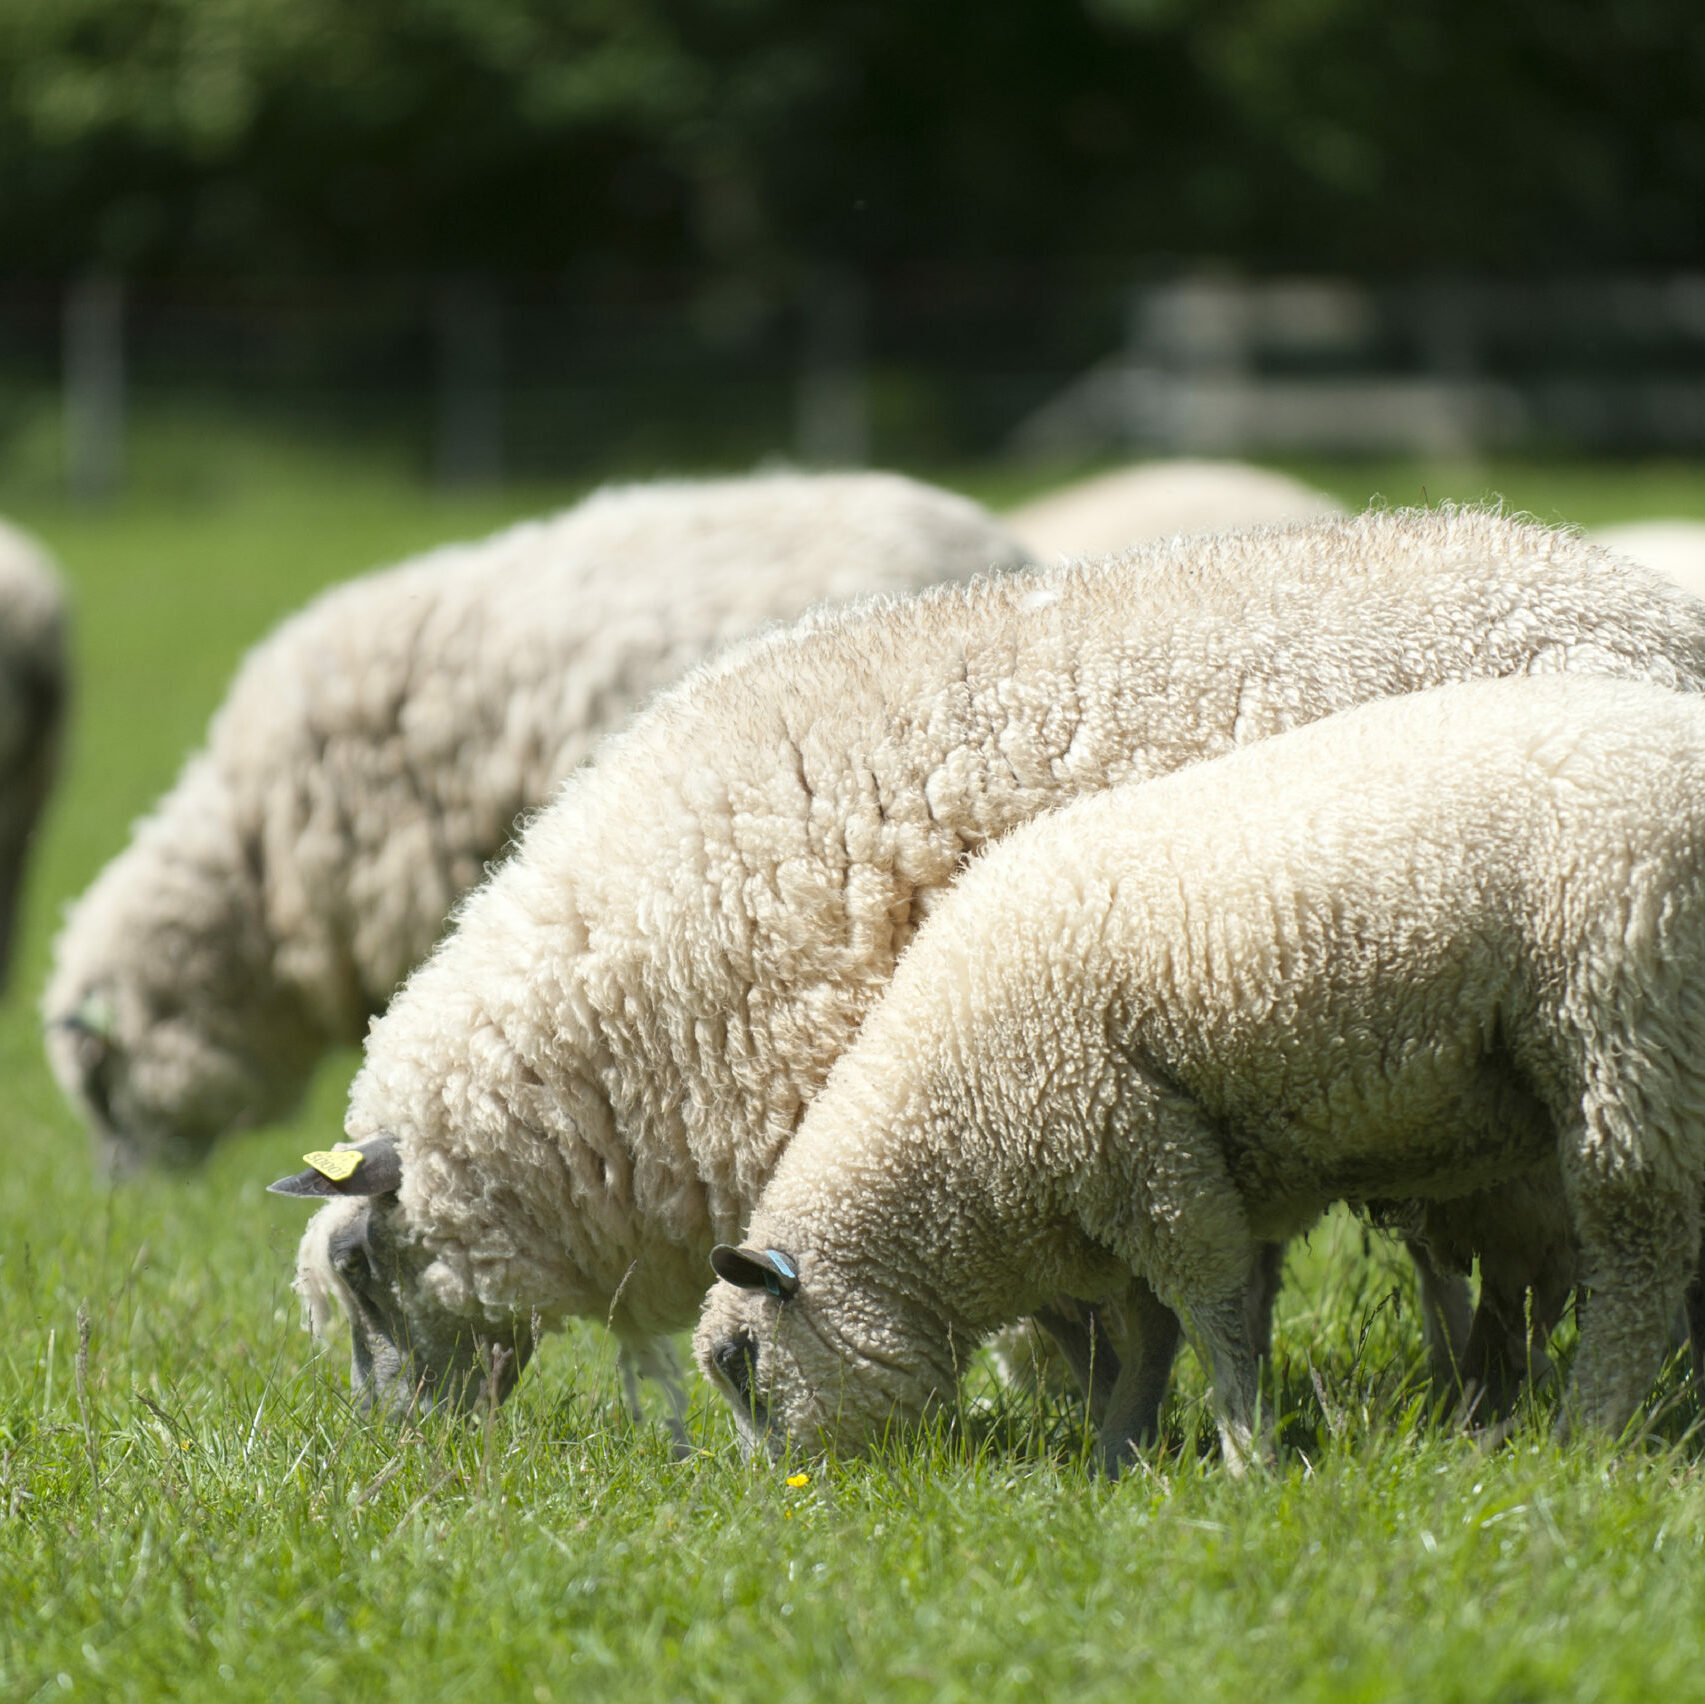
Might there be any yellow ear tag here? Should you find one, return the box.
[304,1149,363,1182]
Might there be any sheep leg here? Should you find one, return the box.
[1410,1171,1572,1420]
[1559,1112,1698,1440]
[1401,1237,1474,1389]
[1033,1298,1125,1422]
[617,1335,693,1459]
[1242,1240,1286,1365]
[1092,1280,1184,1475]
[1684,1237,1705,1395]
[1090,1072,1264,1474]
[1183,1286,1267,1477]
[1458,1241,1571,1422]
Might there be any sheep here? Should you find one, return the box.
[1002,459,1343,562]
[0,519,69,993]
[272,505,1705,1434]
[45,471,1029,1171]
[1596,521,1705,603]
[697,674,1705,1474]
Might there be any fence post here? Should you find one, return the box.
[64,274,124,504]
[795,268,868,465]
[435,277,503,489]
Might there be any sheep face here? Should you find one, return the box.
[45,767,322,1170]
[694,1243,953,1459]
[275,1142,531,1419]
[46,968,318,1172]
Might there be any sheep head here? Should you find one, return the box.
[44,757,321,1171]
[274,1137,531,1419]
[694,1237,954,1460]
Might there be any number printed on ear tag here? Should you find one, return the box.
[304,1149,363,1182]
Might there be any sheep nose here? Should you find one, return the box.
[713,1331,759,1400]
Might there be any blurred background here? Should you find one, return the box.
[3,0,1704,500]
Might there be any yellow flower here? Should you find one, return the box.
[785,1473,809,1488]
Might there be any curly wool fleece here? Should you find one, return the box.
[313,508,1705,1401]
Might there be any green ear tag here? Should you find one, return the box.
[304,1149,363,1182]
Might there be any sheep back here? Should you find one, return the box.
[1002,459,1343,561]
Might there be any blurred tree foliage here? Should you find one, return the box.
[1,0,1701,277]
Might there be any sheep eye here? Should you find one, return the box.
[334,1245,373,1286]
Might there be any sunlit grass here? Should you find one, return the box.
[2,445,1703,1701]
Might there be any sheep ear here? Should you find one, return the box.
[710,1244,800,1299]
[267,1136,403,1199]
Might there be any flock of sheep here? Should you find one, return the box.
[15,463,1705,1477]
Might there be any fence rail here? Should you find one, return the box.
[2,270,1703,499]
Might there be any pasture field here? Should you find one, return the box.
[3,448,1705,1702]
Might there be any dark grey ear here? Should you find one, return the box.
[710,1244,800,1299]
[267,1136,403,1200]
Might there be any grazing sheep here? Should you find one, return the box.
[276,506,1705,1431]
[0,519,69,993]
[46,472,1028,1170]
[1596,521,1705,603]
[697,676,1705,1473]
[1002,459,1343,562]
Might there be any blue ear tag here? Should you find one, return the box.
[763,1249,798,1297]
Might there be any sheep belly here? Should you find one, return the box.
[1202,1048,1558,1242]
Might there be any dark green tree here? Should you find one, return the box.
[1,0,1701,276]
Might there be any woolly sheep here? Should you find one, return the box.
[1596,520,1705,603]
[1002,459,1343,562]
[1387,513,1705,1407]
[0,519,69,993]
[275,506,1705,1431]
[45,471,1028,1171]
[697,675,1705,1473]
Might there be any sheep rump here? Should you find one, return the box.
[302,506,1705,1421]
[45,471,1027,1168]
[1001,459,1343,562]
[696,676,1705,1469]
[0,518,69,992]
[1596,520,1705,602]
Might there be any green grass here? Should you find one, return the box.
[3,443,1705,1702]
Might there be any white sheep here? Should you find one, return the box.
[0,518,69,993]
[1002,459,1343,562]
[1596,520,1705,602]
[45,471,1028,1170]
[272,506,1705,1432]
[697,675,1705,1473]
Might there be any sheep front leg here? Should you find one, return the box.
[1091,1073,1263,1475]
[617,1335,693,1458]
[1188,1287,1267,1475]
[1560,1117,1699,1440]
